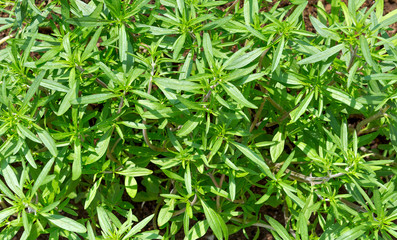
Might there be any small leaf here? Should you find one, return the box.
[125,176,138,198]
[185,163,192,195]
[22,70,46,110]
[2,164,24,199]
[177,113,203,137]
[221,82,257,109]
[266,216,292,240]
[0,123,10,137]
[17,124,41,143]
[184,221,209,240]
[173,33,186,60]
[86,128,112,164]
[71,93,118,105]
[200,199,228,240]
[119,121,150,129]
[66,17,112,27]
[82,27,103,61]
[359,35,376,68]
[116,167,153,177]
[123,214,154,240]
[270,129,285,162]
[84,178,101,209]
[230,141,275,179]
[323,86,364,111]
[119,24,134,73]
[97,207,113,235]
[272,36,285,72]
[37,128,58,156]
[31,157,55,196]
[335,225,366,240]
[41,213,87,233]
[290,91,314,123]
[72,138,82,181]
[0,207,18,223]
[224,48,263,70]
[98,62,123,86]
[155,78,202,93]
[298,44,343,64]
[40,79,70,93]
[157,198,175,227]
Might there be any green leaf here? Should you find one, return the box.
[41,213,87,233]
[98,61,123,86]
[0,179,16,201]
[173,33,186,60]
[363,73,397,82]
[87,222,96,240]
[323,86,364,111]
[72,138,82,181]
[272,36,285,72]
[31,157,55,196]
[21,141,37,168]
[81,27,103,61]
[119,121,150,129]
[298,44,343,64]
[0,207,18,223]
[17,124,41,143]
[224,48,263,70]
[0,123,10,137]
[37,128,58,156]
[390,123,397,152]
[21,70,46,110]
[184,221,209,240]
[119,24,134,73]
[84,178,101,209]
[289,91,314,123]
[200,199,228,240]
[266,216,292,240]
[125,176,138,198]
[230,141,275,179]
[184,163,192,195]
[359,35,376,68]
[335,225,366,240]
[57,68,77,116]
[154,78,202,93]
[177,113,203,137]
[244,0,258,25]
[97,207,113,235]
[86,128,112,164]
[157,198,175,227]
[40,79,70,93]
[66,17,112,27]
[1,164,22,199]
[203,33,214,67]
[116,167,153,177]
[71,93,118,105]
[201,16,232,30]
[123,214,154,240]
[220,82,257,109]
[270,128,285,162]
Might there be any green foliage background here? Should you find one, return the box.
[0,0,397,239]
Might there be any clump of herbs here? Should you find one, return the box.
[0,0,397,239]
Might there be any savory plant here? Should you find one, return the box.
[0,0,396,239]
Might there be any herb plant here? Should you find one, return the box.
[0,0,397,239]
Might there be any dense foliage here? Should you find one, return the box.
[0,0,397,239]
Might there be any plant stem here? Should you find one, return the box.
[356,105,390,134]
[250,97,266,132]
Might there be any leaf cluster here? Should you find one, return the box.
[0,0,397,239]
